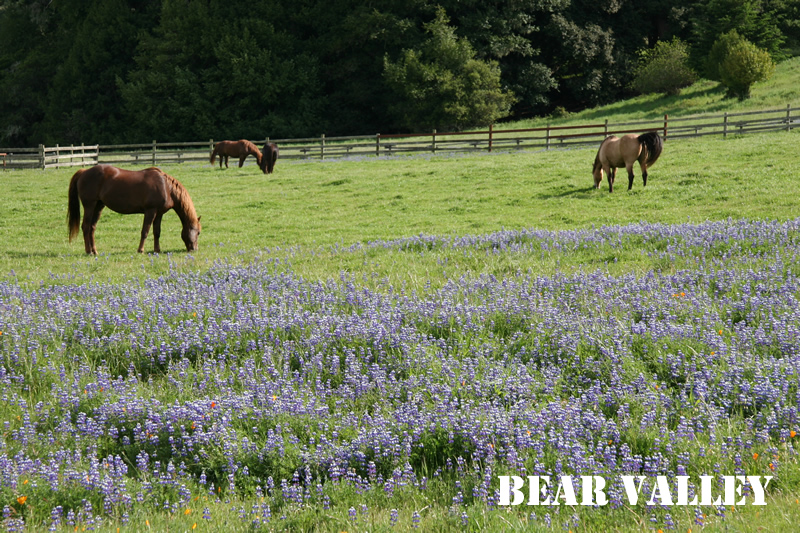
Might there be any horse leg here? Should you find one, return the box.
[223,156,229,169]
[238,155,246,168]
[152,213,164,254]
[138,209,158,254]
[627,163,635,190]
[605,165,614,193]
[640,161,648,187]
[82,202,104,255]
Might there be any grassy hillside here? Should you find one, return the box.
[514,56,800,128]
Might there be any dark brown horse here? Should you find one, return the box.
[210,140,262,169]
[68,164,201,254]
[592,132,663,192]
[260,142,279,174]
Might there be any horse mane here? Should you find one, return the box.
[161,170,200,226]
[593,136,615,172]
[240,139,263,166]
[637,132,663,166]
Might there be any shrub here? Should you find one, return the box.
[719,39,776,99]
[706,30,748,82]
[631,38,697,96]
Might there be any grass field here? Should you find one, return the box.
[1,62,800,532]
[2,128,800,287]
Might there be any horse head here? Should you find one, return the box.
[182,215,202,251]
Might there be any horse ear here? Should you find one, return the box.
[197,215,201,222]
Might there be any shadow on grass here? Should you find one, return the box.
[536,186,599,199]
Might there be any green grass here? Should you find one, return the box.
[4,57,800,286]
[3,59,800,533]
[2,128,799,287]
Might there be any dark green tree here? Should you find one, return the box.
[34,0,157,144]
[0,1,64,146]
[118,1,327,141]
[690,0,785,76]
[383,9,515,131]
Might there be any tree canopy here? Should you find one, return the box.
[0,0,796,146]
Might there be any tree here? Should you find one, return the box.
[719,38,776,99]
[34,0,157,144]
[383,9,515,132]
[691,0,785,76]
[118,1,327,141]
[631,38,697,96]
[706,30,748,82]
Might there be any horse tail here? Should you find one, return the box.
[262,143,278,173]
[67,169,84,242]
[638,132,663,167]
[270,144,278,173]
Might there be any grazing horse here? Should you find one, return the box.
[260,142,279,174]
[68,164,201,255]
[210,139,262,169]
[592,132,663,192]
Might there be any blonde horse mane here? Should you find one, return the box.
[593,136,615,173]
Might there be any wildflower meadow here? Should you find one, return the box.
[0,216,799,531]
[1,130,800,531]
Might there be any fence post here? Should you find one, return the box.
[376,134,380,156]
[39,144,45,169]
[152,140,157,165]
[604,119,608,136]
[209,139,214,155]
[787,104,792,132]
[321,134,325,160]
[545,124,550,150]
[663,114,668,140]
[432,129,437,154]
[488,124,493,152]
[723,113,728,139]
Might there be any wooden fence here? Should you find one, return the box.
[1,105,797,170]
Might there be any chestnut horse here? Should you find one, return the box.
[260,142,279,174]
[592,132,663,192]
[210,139,262,169]
[68,164,201,254]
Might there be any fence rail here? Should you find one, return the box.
[1,105,797,170]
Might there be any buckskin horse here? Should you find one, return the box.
[68,164,201,254]
[592,132,663,192]
[260,142,279,174]
[210,139,263,169]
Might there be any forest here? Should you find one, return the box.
[0,0,798,147]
